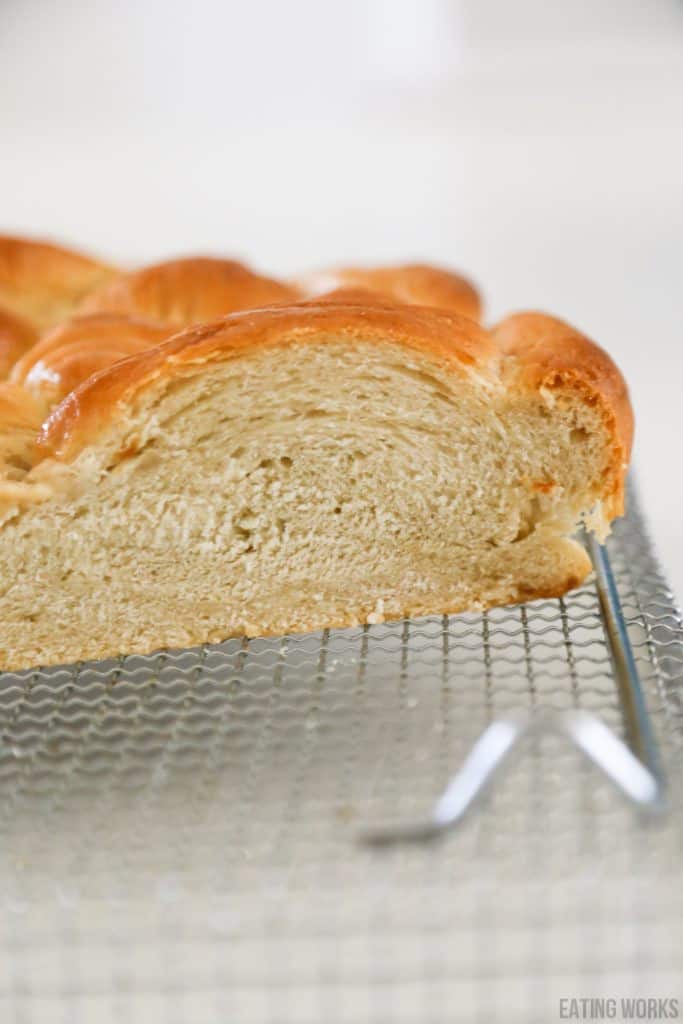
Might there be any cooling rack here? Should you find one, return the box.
[0,480,681,1023]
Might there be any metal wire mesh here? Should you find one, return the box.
[0,480,681,1023]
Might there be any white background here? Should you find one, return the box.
[1,0,681,598]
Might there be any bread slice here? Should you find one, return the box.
[0,297,632,671]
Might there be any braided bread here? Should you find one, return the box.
[0,235,115,334]
[0,308,38,378]
[297,263,482,321]
[10,313,171,409]
[79,256,302,326]
[0,235,632,670]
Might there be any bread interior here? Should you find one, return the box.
[1,338,612,668]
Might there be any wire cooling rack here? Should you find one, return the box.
[0,480,681,1023]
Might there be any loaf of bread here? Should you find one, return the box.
[0,236,632,670]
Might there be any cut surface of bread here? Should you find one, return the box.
[0,299,632,671]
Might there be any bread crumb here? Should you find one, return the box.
[367,599,385,625]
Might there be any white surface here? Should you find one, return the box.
[1,0,682,598]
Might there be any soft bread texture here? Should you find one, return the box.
[0,295,632,671]
[492,311,633,506]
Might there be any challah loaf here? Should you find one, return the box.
[0,291,631,671]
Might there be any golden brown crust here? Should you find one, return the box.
[301,286,400,307]
[298,263,482,321]
[81,258,481,329]
[11,313,171,407]
[0,381,46,471]
[0,307,37,378]
[39,299,499,461]
[492,312,633,516]
[0,235,115,330]
[80,257,302,327]
[0,381,45,434]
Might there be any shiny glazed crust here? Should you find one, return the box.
[0,308,37,378]
[80,257,302,326]
[10,313,171,406]
[82,258,482,328]
[0,235,115,330]
[298,263,482,321]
